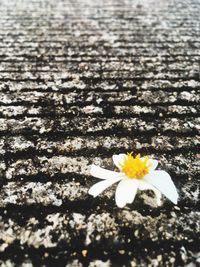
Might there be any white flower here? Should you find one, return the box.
[88,153,178,208]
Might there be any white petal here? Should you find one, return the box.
[88,176,123,197]
[140,157,158,171]
[115,179,139,208]
[138,180,162,206]
[138,180,155,191]
[112,154,126,170]
[148,159,158,171]
[143,171,178,204]
[90,164,122,180]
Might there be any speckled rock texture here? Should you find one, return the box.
[0,0,200,266]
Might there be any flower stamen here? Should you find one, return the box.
[119,153,151,179]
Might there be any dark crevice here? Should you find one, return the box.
[0,128,198,140]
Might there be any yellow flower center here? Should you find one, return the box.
[119,153,151,179]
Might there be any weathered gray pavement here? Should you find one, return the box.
[0,0,200,266]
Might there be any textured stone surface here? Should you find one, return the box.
[0,0,200,266]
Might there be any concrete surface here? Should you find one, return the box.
[0,0,200,266]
